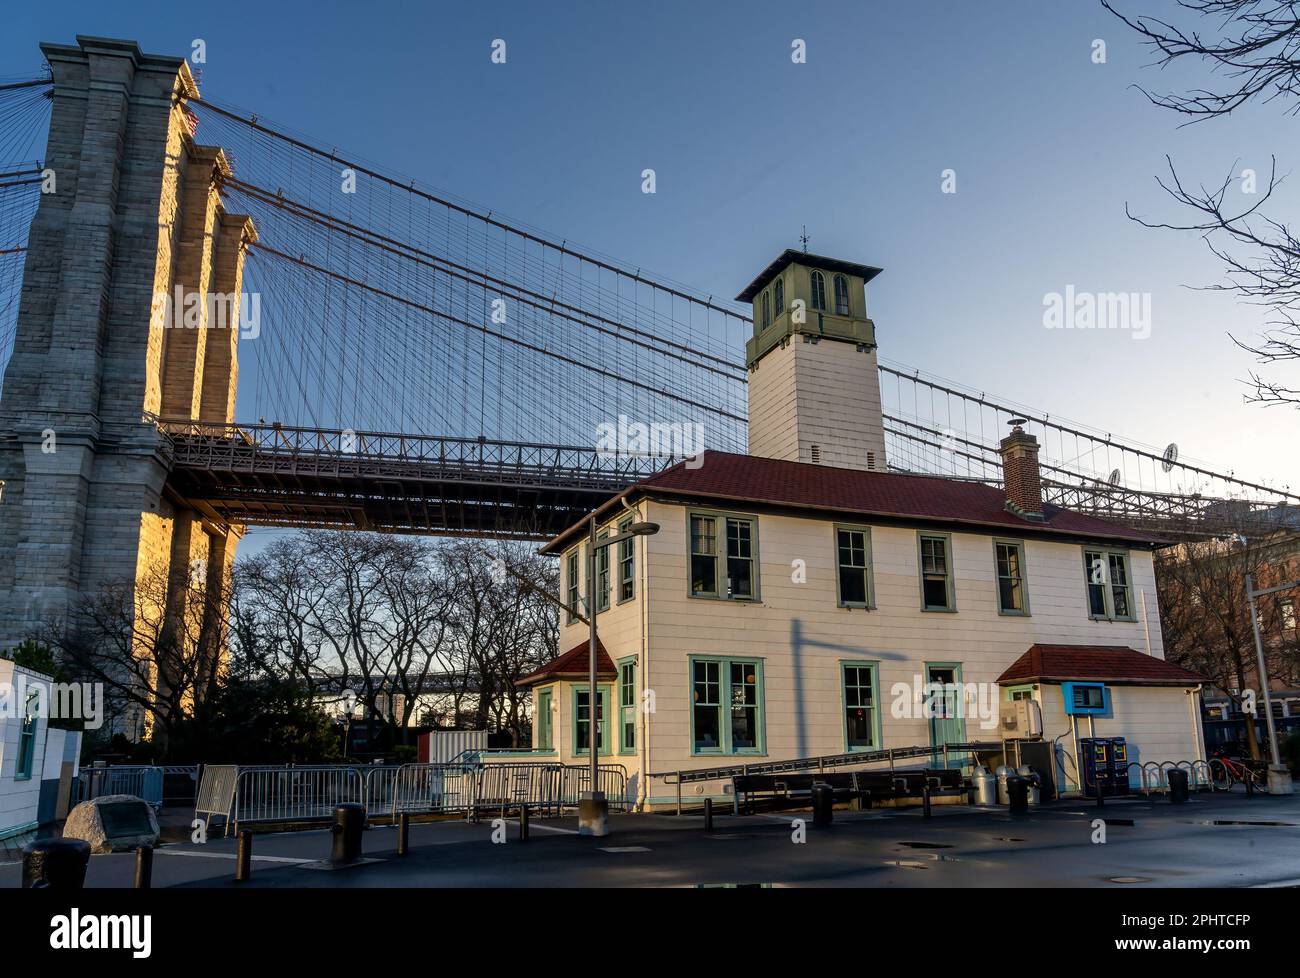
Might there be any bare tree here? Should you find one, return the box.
[1105,0,1300,406]
[1156,532,1299,758]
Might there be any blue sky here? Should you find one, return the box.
[5,0,1298,507]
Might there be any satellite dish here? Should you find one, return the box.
[1107,469,1122,487]
[1161,442,1179,472]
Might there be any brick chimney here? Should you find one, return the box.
[1000,419,1044,519]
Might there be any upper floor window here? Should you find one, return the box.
[833,274,850,315]
[761,290,770,329]
[809,270,826,311]
[835,526,873,608]
[773,278,784,317]
[617,517,635,602]
[16,689,38,780]
[565,550,580,623]
[995,540,1028,615]
[1084,548,1134,620]
[618,658,636,752]
[1283,598,1297,632]
[689,512,758,599]
[595,532,611,613]
[919,533,955,611]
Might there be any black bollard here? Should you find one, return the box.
[922,785,932,818]
[22,839,91,890]
[1167,768,1189,804]
[703,797,713,832]
[133,846,153,889]
[519,804,529,843]
[811,782,833,827]
[1006,775,1029,815]
[397,812,410,856]
[330,803,366,865]
[235,831,252,882]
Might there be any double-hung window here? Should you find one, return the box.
[618,658,636,753]
[689,512,758,600]
[617,517,635,602]
[1083,548,1135,620]
[810,270,826,311]
[595,532,611,613]
[835,526,873,607]
[691,657,764,754]
[919,533,955,611]
[536,688,553,750]
[16,689,37,781]
[833,274,851,315]
[994,540,1028,615]
[574,686,610,755]
[842,662,879,750]
[565,550,579,623]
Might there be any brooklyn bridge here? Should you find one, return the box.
[0,35,1295,643]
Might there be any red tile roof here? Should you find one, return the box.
[997,644,1205,686]
[543,451,1161,553]
[518,638,617,687]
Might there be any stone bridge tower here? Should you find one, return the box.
[0,36,256,655]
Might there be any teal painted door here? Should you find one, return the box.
[926,664,965,767]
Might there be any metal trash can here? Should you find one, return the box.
[1167,768,1189,804]
[811,782,834,827]
[995,764,1013,805]
[22,839,91,890]
[330,803,366,864]
[1006,775,1029,815]
[1017,765,1041,806]
[972,768,998,806]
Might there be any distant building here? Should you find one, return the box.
[518,253,1206,808]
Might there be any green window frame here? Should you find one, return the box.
[595,532,611,613]
[918,532,955,611]
[994,539,1029,616]
[16,689,37,781]
[835,524,873,608]
[690,656,765,755]
[1005,683,1036,702]
[1083,547,1135,621]
[617,517,635,603]
[565,550,579,624]
[572,685,612,756]
[688,510,759,600]
[535,688,554,751]
[617,657,636,754]
[840,661,881,751]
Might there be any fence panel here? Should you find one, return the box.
[233,766,364,829]
[75,765,164,809]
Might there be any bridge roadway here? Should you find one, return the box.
[155,417,1293,541]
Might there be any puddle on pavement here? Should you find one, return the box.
[992,837,1025,842]
[897,841,954,849]
[1107,876,1153,884]
[1202,820,1297,827]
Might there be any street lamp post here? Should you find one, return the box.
[579,515,659,837]
[1246,573,1297,795]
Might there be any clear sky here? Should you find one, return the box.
[5,0,1298,503]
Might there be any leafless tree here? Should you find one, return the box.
[1105,1,1300,406]
[1156,531,1299,758]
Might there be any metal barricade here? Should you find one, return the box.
[195,764,239,836]
[392,763,478,817]
[232,765,365,831]
[75,765,164,809]
[362,765,403,821]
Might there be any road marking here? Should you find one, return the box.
[156,849,310,864]
[527,823,579,835]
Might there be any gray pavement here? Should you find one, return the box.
[4,791,1300,888]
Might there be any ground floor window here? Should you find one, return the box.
[16,689,38,780]
[536,688,553,750]
[573,686,611,756]
[691,657,764,755]
[841,662,879,751]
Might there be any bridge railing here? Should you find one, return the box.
[147,414,682,482]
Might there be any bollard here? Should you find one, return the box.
[133,846,153,889]
[1095,781,1105,808]
[922,785,932,818]
[811,782,833,827]
[235,831,252,882]
[22,839,91,890]
[1006,775,1029,815]
[1167,768,1189,805]
[397,812,410,856]
[703,797,713,832]
[519,804,529,843]
[330,803,366,865]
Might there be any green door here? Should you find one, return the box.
[926,664,965,767]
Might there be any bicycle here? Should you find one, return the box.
[1208,751,1268,793]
